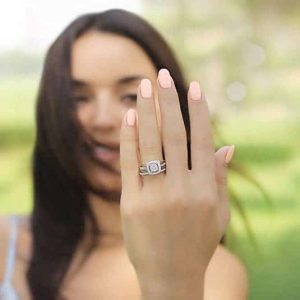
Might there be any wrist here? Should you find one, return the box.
[139,277,204,300]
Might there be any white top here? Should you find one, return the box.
[0,215,20,300]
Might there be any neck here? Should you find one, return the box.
[85,191,124,249]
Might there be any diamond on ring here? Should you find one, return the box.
[147,160,161,174]
[139,160,166,176]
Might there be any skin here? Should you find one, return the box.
[120,69,231,299]
[0,30,248,299]
[72,30,160,247]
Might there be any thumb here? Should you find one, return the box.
[214,145,235,201]
[120,109,141,200]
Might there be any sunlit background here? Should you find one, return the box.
[1,0,300,299]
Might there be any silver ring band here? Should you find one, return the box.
[139,160,166,176]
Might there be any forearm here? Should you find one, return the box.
[139,278,204,300]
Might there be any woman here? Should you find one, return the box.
[0,8,248,299]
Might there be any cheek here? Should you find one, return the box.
[76,104,90,128]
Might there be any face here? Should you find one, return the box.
[71,30,159,196]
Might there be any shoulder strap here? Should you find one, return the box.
[2,215,19,285]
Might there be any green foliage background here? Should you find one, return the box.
[1,1,300,299]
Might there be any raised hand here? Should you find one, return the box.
[119,68,235,299]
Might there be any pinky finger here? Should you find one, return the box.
[120,109,141,199]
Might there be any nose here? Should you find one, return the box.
[90,91,117,130]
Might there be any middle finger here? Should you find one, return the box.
[157,68,188,178]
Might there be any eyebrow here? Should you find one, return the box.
[71,75,145,87]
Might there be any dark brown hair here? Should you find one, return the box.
[27,8,193,299]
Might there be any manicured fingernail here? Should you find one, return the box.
[189,81,201,101]
[158,68,172,88]
[126,109,136,127]
[225,145,235,165]
[140,78,152,98]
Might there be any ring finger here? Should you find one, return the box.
[137,78,164,183]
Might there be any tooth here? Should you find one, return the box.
[95,146,110,152]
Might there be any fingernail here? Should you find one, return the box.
[189,81,201,101]
[126,109,136,127]
[140,78,152,98]
[225,145,235,165]
[158,68,172,88]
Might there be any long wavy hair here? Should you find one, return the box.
[27,7,270,299]
[27,8,195,299]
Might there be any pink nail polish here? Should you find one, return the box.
[189,81,201,101]
[140,78,152,98]
[126,109,136,127]
[158,69,172,88]
[225,145,235,164]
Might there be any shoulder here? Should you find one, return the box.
[0,216,12,281]
[0,215,32,281]
[204,244,249,300]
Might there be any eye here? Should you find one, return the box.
[72,95,90,102]
[121,94,137,103]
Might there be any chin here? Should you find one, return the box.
[78,146,122,194]
[92,173,121,191]
[86,165,121,191]
[86,173,122,203]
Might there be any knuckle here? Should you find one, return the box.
[121,200,158,219]
[140,140,160,153]
[167,187,186,202]
[120,195,140,219]
[216,172,227,185]
[163,201,187,215]
[200,192,218,212]
[166,190,189,209]
[199,137,214,151]
[202,202,217,215]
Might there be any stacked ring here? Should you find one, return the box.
[139,160,166,176]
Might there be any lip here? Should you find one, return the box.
[89,138,120,151]
[93,146,120,163]
[86,139,120,163]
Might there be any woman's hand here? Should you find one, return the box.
[119,68,234,299]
